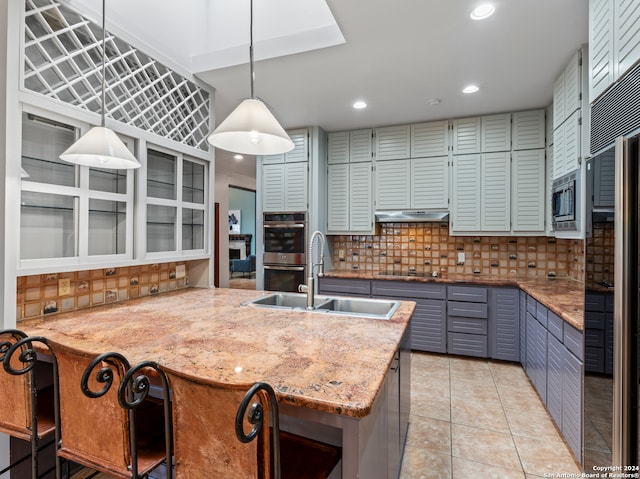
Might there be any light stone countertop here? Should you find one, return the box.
[20,287,414,418]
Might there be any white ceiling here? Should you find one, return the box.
[64,0,589,165]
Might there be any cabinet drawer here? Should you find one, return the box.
[585,293,605,311]
[372,280,446,300]
[585,329,605,348]
[563,323,584,359]
[318,278,370,296]
[448,317,487,335]
[447,286,487,303]
[536,302,548,326]
[448,332,488,357]
[448,301,488,319]
[584,312,605,330]
[547,311,564,340]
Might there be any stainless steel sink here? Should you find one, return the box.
[243,293,400,320]
[245,292,325,309]
[316,297,400,320]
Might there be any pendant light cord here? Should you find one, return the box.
[249,0,255,99]
[101,0,106,127]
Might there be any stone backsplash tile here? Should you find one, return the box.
[585,222,614,284]
[17,262,189,322]
[329,223,585,281]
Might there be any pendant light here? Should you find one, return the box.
[60,0,140,169]
[207,0,294,156]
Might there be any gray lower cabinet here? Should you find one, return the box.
[318,277,371,297]
[372,280,447,353]
[489,287,520,361]
[584,290,614,374]
[524,293,583,463]
[519,290,527,366]
[447,286,488,357]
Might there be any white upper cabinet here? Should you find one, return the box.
[589,0,640,102]
[262,129,308,164]
[453,115,510,154]
[512,150,546,233]
[553,50,582,129]
[593,149,615,208]
[590,0,615,101]
[616,0,640,76]
[411,120,449,157]
[327,162,374,233]
[262,161,308,212]
[411,157,449,210]
[480,152,511,232]
[327,131,349,164]
[350,129,374,162]
[375,125,411,160]
[481,114,511,153]
[375,159,411,209]
[451,155,482,231]
[513,110,546,150]
[552,110,582,179]
[327,129,372,164]
[453,117,482,154]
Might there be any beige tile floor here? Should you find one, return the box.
[400,352,582,479]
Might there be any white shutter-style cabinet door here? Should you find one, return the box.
[553,71,566,129]
[564,51,582,119]
[349,162,374,232]
[375,125,411,160]
[512,150,545,233]
[375,159,411,210]
[552,122,565,180]
[481,152,511,232]
[284,162,308,211]
[261,153,285,165]
[284,129,308,163]
[327,164,349,231]
[616,0,640,78]
[590,0,615,101]
[481,114,511,152]
[451,155,481,232]
[593,149,615,208]
[327,131,349,164]
[412,157,449,209]
[453,117,482,154]
[546,144,555,235]
[262,163,285,211]
[512,110,546,150]
[563,111,581,175]
[411,120,449,158]
[350,129,373,162]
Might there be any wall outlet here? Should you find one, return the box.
[175,264,186,279]
[338,249,345,260]
[58,278,71,296]
[457,252,465,264]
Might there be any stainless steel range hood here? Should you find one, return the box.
[374,210,449,223]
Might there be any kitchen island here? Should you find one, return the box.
[19,287,415,478]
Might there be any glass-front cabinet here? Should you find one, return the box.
[145,147,207,258]
[19,110,209,273]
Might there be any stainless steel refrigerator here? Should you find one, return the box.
[584,135,639,471]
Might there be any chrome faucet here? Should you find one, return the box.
[298,230,325,309]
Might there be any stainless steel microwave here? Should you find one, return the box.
[552,171,578,230]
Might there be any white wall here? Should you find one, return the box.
[214,156,257,288]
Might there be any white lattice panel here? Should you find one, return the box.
[23,0,211,150]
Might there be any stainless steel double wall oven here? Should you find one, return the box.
[263,213,306,292]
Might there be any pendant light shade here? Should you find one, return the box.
[207,99,294,155]
[60,126,140,168]
[207,0,293,156]
[59,0,140,169]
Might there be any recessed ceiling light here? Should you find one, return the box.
[470,3,495,20]
[462,84,480,94]
[234,154,244,160]
[353,100,367,110]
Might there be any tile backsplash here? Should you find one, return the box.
[17,262,189,321]
[329,223,585,281]
[585,222,614,284]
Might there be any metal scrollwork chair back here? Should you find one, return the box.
[49,340,169,479]
[0,330,59,479]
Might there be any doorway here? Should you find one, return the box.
[228,186,256,290]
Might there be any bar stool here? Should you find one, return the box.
[49,341,169,479]
[0,329,57,479]
[160,365,341,479]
